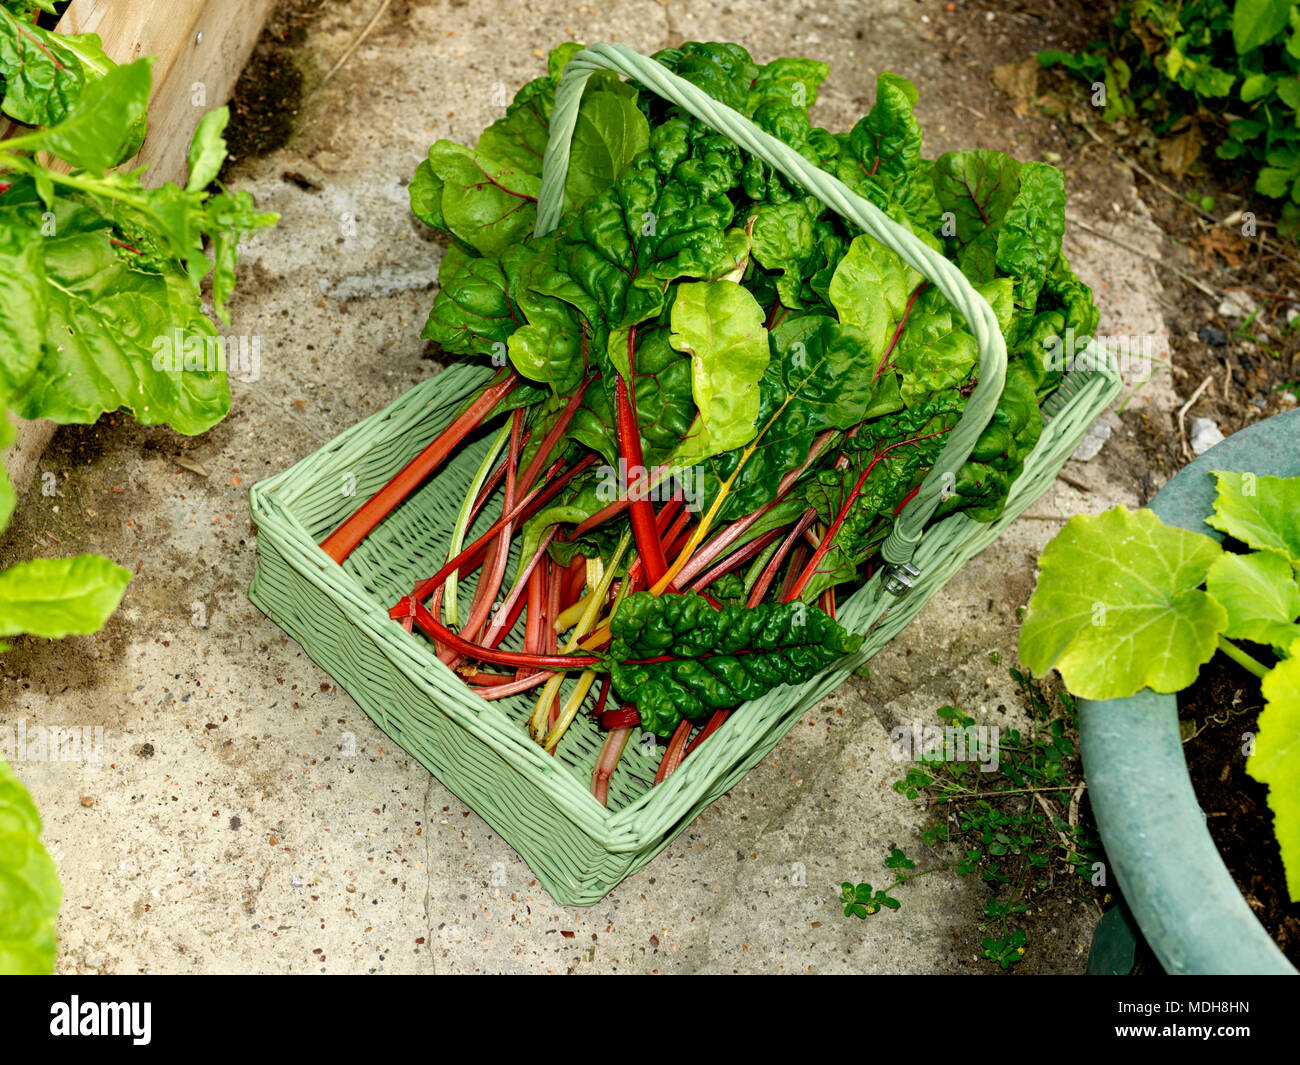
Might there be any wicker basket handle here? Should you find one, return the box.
[535,43,1007,574]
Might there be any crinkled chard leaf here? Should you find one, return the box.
[608,590,863,736]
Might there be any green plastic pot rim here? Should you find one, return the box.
[1077,408,1300,975]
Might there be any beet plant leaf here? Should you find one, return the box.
[1205,549,1300,651]
[0,8,118,131]
[1207,470,1300,564]
[0,554,130,639]
[0,758,61,975]
[1018,506,1228,699]
[0,181,232,432]
[608,590,862,736]
[1248,640,1300,902]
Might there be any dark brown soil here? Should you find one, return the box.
[1179,653,1300,967]
[220,0,336,171]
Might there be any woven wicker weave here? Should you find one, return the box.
[248,45,1123,905]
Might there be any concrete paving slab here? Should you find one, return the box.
[1,0,1170,973]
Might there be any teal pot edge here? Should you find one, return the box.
[1078,408,1300,975]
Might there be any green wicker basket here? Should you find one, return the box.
[248,44,1123,906]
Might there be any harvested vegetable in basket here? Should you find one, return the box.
[320,41,1099,801]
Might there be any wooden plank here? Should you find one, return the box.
[56,0,277,186]
[138,0,279,185]
[2,1,275,179]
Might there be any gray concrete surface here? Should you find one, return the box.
[1,0,1175,973]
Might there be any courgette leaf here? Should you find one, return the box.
[1018,506,1228,699]
[1248,640,1300,902]
[1205,549,1300,650]
[1207,470,1300,564]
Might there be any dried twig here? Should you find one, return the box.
[1079,122,1300,271]
[320,0,394,86]
[1177,373,1215,460]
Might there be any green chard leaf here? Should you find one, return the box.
[932,149,1022,250]
[694,314,884,522]
[799,397,963,599]
[993,162,1067,343]
[1248,640,1300,902]
[0,758,61,975]
[568,321,694,468]
[1019,506,1228,700]
[667,279,769,467]
[826,229,926,378]
[37,57,152,174]
[185,106,230,193]
[0,554,130,639]
[834,73,936,222]
[418,45,648,254]
[0,181,231,433]
[608,590,862,736]
[0,9,114,129]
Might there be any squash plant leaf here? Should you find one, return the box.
[1019,506,1227,699]
[608,591,862,736]
[0,554,131,639]
[1205,549,1300,651]
[1207,470,1300,564]
[1248,639,1300,902]
[0,758,61,975]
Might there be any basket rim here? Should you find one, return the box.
[250,351,1122,851]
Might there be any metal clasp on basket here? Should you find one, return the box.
[881,561,920,597]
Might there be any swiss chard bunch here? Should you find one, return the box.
[1020,471,1300,903]
[324,41,1097,802]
